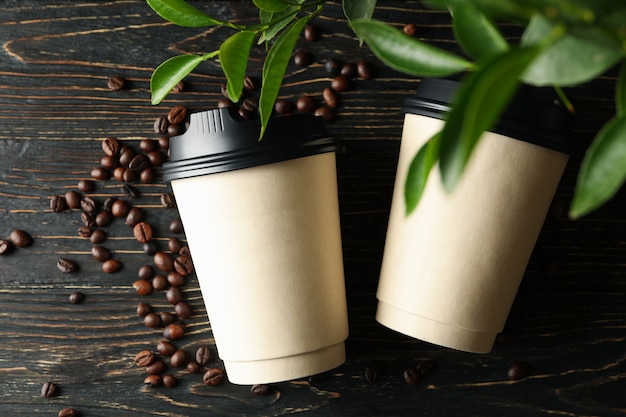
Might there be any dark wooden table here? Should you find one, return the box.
[2,1,625,416]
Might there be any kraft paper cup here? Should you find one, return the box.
[163,108,348,384]
[376,78,571,353]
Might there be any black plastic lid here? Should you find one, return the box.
[163,107,337,182]
[402,78,572,154]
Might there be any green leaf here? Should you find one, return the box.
[258,16,312,139]
[146,0,221,27]
[404,133,441,215]
[254,0,289,13]
[258,7,299,44]
[150,54,204,104]
[220,31,256,103]
[452,3,509,60]
[570,115,626,218]
[617,63,626,117]
[439,46,542,192]
[521,15,623,86]
[343,0,377,22]
[350,19,473,77]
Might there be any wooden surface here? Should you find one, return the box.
[1,1,625,416]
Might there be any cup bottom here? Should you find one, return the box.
[376,301,496,353]
[223,342,346,385]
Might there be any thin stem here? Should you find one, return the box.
[554,85,576,113]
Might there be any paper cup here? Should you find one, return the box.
[163,108,348,384]
[376,78,571,353]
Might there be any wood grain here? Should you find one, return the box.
[1,1,625,416]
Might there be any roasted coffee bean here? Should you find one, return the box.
[126,207,144,227]
[243,75,259,91]
[169,218,183,234]
[403,367,420,384]
[323,87,339,108]
[41,381,58,397]
[357,59,373,80]
[102,137,121,156]
[163,321,185,340]
[139,138,158,152]
[238,107,253,120]
[144,374,161,387]
[340,62,357,78]
[195,346,211,365]
[146,359,166,375]
[314,106,334,121]
[138,265,154,280]
[133,279,153,296]
[102,197,116,212]
[168,238,182,254]
[294,50,313,67]
[160,312,175,326]
[80,197,96,213]
[175,301,192,319]
[170,350,187,368]
[100,155,118,170]
[90,229,106,244]
[274,99,293,115]
[364,362,380,383]
[58,407,79,417]
[242,97,258,112]
[166,286,183,305]
[135,350,155,367]
[158,136,170,150]
[152,275,168,292]
[57,258,77,273]
[144,312,161,328]
[403,23,418,36]
[156,340,176,356]
[113,166,125,181]
[136,302,152,317]
[220,83,230,98]
[325,58,340,75]
[154,115,169,134]
[102,258,123,273]
[162,374,177,387]
[296,95,316,113]
[77,179,96,193]
[147,150,165,167]
[171,80,185,93]
[91,167,109,181]
[251,384,271,396]
[91,245,111,262]
[143,242,158,256]
[128,154,150,172]
[122,168,137,183]
[95,210,113,227]
[168,105,188,125]
[50,195,67,212]
[507,361,531,381]
[65,190,82,209]
[139,167,154,184]
[167,272,185,287]
[80,211,95,227]
[0,239,11,256]
[304,24,319,42]
[77,226,92,238]
[203,368,225,386]
[10,229,33,248]
[186,360,200,374]
[107,75,125,91]
[68,291,84,304]
[415,359,436,379]
[111,199,130,218]
[133,222,153,243]
[217,98,233,108]
[331,75,350,92]
[174,255,194,276]
[178,246,191,258]
[154,251,174,272]
[160,193,176,208]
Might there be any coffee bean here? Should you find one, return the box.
[168,105,188,125]
[178,246,191,258]
[133,222,153,243]
[102,137,121,156]
[95,210,113,228]
[139,167,154,184]
[122,168,137,183]
[107,75,125,91]
[168,238,182,254]
[113,166,125,181]
[58,407,79,417]
[0,239,11,256]
[340,62,357,78]
[102,197,116,211]
[144,374,161,387]
[160,311,176,325]
[143,242,158,256]
[154,251,174,272]
[10,229,33,248]
[102,259,123,273]
[171,80,185,93]
[126,207,144,227]
[314,106,334,121]
[251,384,271,396]
[167,272,185,287]
[135,350,156,367]
[90,229,107,244]
[415,359,436,379]
[160,193,176,208]
[65,190,82,209]
[91,167,109,181]
[238,107,253,120]
[163,321,185,340]
[186,360,200,374]
[80,197,96,213]
[80,211,95,227]
[364,362,380,383]
[152,275,168,292]
[357,59,373,80]
[57,258,77,273]
[158,136,170,150]
[91,245,111,262]
[162,374,177,387]
[507,361,531,381]
[146,359,165,375]
[136,302,152,317]
[166,286,183,305]
[147,150,165,167]
[128,154,150,172]
[111,199,130,218]
[133,279,153,296]
[243,75,259,91]
[69,291,84,304]
[195,346,211,365]
[323,87,339,108]
[175,301,192,319]
[242,97,258,112]
[297,95,316,113]
[144,312,161,328]
[41,381,58,397]
[294,50,314,67]
[274,99,293,115]
[154,115,169,134]
[403,367,420,384]
[100,155,118,170]
[77,179,96,193]
[325,58,340,75]
[217,98,233,108]
[118,148,135,167]
[174,255,194,276]
[156,340,177,356]
[170,350,187,368]
[169,218,183,234]
[331,75,350,92]
[139,138,158,152]
[50,195,67,212]
[77,226,92,238]
[138,265,154,280]
[304,24,319,42]
[403,23,418,36]
[203,368,225,386]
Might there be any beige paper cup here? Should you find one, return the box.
[376,79,571,353]
[164,108,348,384]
